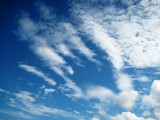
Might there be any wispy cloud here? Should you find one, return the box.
[19,64,56,86]
[0,109,34,119]
[71,0,160,95]
[0,88,10,94]
[8,90,84,119]
[44,88,56,96]
[15,0,160,119]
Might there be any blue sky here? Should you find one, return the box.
[0,0,160,120]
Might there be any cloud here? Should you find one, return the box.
[0,109,34,119]
[59,77,83,98]
[142,80,160,108]
[34,45,73,76]
[44,88,56,96]
[110,112,155,120]
[72,0,160,70]
[0,88,10,94]
[141,80,160,119]
[91,117,100,120]
[134,76,150,82]
[154,108,160,120]
[63,23,96,62]
[85,85,114,102]
[142,110,151,117]
[10,91,84,119]
[116,73,134,91]
[15,1,160,119]
[80,19,123,70]
[150,80,160,100]
[17,1,98,99]
[115,91,139,109]
[81,85,138,110]
[14,91,35,102]
[19,64,56,86]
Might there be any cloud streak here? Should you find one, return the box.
[19,64,56,86]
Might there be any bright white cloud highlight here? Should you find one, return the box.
[110,112,155,120]
[44,88,56,96]
[142,80,160,108]
[116,91,139,109]
[85,86,114,102]
[116,73,133,91]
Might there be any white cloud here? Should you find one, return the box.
[93,103,108,118]
[0,88,10,94]
[34,45,74,76]
[59,77,83,98]
[63,23,96,62]
[86,110,94,114]
[16,1,160,120]
[19,64,56,86]
[73,0,160,70]
[142,95,158,108]
[81,85,138,110]
[0,109,34,119]
[80,19,123,70]
[116,73,133,91]
[10,91,83,119]
[85,85,115,102]
[150,80,160,100]
[135,76,150,82]
[116,91,139,109]
[110,112,155,120]
[44,88,56,96]
[142,110,151,117]
[14,91,35,102]
[154,108,160,120]
[91,117,100,120]
[56,43,75,58]
[142,80,160,108]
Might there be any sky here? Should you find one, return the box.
[0,0,160,120]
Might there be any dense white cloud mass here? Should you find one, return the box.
[116,91,138,109]
[85,86,114,102]
[73,0,160,70]
[19,64,56,86]
[150,80,160,100]
[110,112,155,120]
[142,80,160,108]
[116,73,133,91]
[154,108,160,120]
